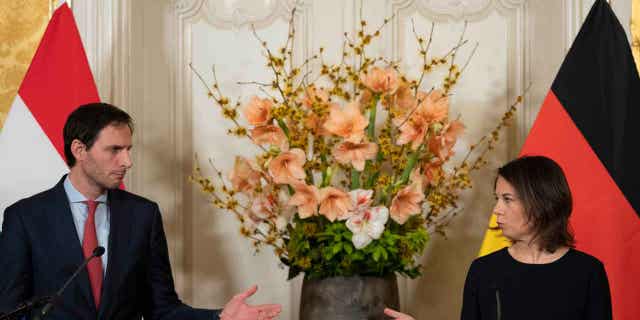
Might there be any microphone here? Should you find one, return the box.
[489,282,501,320]
[0,296,52,320]
[494,287,502,320]
[34,246,105,320]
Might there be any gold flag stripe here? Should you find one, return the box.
[633,0,640,75]
[478,214,511,257]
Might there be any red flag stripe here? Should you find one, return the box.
[18,3,100,162]
[521,91,640,320]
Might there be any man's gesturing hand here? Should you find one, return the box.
[219,285,281,320]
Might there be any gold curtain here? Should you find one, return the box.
[633,0,640,74]
[0,0,48,130]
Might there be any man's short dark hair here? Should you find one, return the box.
[63,102,134,167]
[497,155,575,252]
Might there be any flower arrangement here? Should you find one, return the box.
[190,9,520,280]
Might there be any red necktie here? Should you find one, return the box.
[82,200,103,308]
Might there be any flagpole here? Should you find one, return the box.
[49,0,73,19]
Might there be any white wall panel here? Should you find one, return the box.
[71,0,632,318]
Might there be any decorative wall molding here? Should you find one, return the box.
[391,0,527,22]
[512,2,529,151]
[203,0,296,29]
[109,1,137,192]
[563,0,583,53]
[171,0,202,298]
[176,0,304,29]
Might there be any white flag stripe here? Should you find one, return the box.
[0,95,68,228]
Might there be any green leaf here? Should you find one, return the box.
[373,249,381,262]
[332,242,343,255]
[277,118,290,138]
[344,243,354,254]
[381,248,388,261]
[351,170,361,189]
[365,170,380,189]
[352,251,365,261]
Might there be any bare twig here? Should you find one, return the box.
[413,20,435,94]
[237,81,272,87]
[460,42,479,74]
[251,24,290,105]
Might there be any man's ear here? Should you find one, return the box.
[70,139,87,163]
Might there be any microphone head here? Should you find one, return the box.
[93,246,106,257]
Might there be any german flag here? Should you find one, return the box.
[481,0,640,318]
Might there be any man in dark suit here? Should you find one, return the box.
[0,103,281,320]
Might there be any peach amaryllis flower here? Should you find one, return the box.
[323,101,369,143]
[358,89,373,106]
[429,119,465,161]
[304,110,333,136]
[394,116,430,150]
[410,162,444,189]
[301,87,331,135]
[395,81,416,110]
[250,193,278,220]
[390,182,425,224]
[318,187,354,222]
[383,80,414,110]
[394,89,448,123]
[250,124,289,150]
[332,140,378,171]
[414,89,449,124]
[346,206,389,249]
[229,156,262,193]
[287,181,321,219]
[243,96,273,126]
[360,67,399,94]
[393,90,450,150]
[268,148,306,185]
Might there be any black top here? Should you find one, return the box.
[461,248,612,320]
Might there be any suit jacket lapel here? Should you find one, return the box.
[98,188,132,320]
[47,175,97,315]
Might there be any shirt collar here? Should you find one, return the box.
[63,175,108,204]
